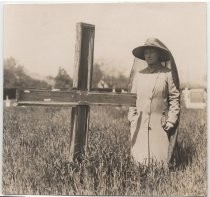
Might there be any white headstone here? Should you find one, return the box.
[6,95,11,107]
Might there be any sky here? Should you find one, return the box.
[3,3,207,85]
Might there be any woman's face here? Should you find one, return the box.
[144,48,160,66]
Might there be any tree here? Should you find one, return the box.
[54,67,73,89]
[4,57,18,88]
[4,57,50,89]
[103,73,128,89]
[91,63,129,89]
[92,63,104,88]
[4,66,17,88]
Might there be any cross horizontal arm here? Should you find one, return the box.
[17,89,136,107]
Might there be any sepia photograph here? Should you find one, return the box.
[3,2,207,196]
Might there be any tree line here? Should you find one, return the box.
[5,57,204,91]
[4,57,129,90]
[4,57,50,89]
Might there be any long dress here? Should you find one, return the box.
[128,64,180,165]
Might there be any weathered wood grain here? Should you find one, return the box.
[70,23,95,161]
[17,89,136,106]
[73,22,95,91]
[16,22,136,162]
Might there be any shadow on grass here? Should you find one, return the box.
[171,135,196,170]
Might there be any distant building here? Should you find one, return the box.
[97,79,109,88]
[182,88,206,109]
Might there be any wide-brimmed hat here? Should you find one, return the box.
[132,38,170,62]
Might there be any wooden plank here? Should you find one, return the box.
[17,89,136,106]
[91,88,128,93]
[73,22,95,90]
[70,22,95,161]
[70,105,90,161]
[73,23,82,89]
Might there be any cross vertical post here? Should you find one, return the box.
[16,22,136,162]
[70,23,95,161]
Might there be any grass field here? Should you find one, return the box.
[3,100,207,195]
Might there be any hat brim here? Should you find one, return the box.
[132,46,170,62]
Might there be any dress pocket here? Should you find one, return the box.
[161,111,169,130]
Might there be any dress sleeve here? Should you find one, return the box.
[167,71,180,124]
[128,74,138,123]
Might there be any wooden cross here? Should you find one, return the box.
[17,22,136,161]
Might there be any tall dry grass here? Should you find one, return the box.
[3,101,207,195]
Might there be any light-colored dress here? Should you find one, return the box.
[128,64,180,164]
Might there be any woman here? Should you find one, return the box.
[128,38,180,165]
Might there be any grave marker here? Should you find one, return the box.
[17,22,136,161]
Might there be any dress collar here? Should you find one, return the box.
[140,64,163,74]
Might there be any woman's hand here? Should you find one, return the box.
[163,122,174,131]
